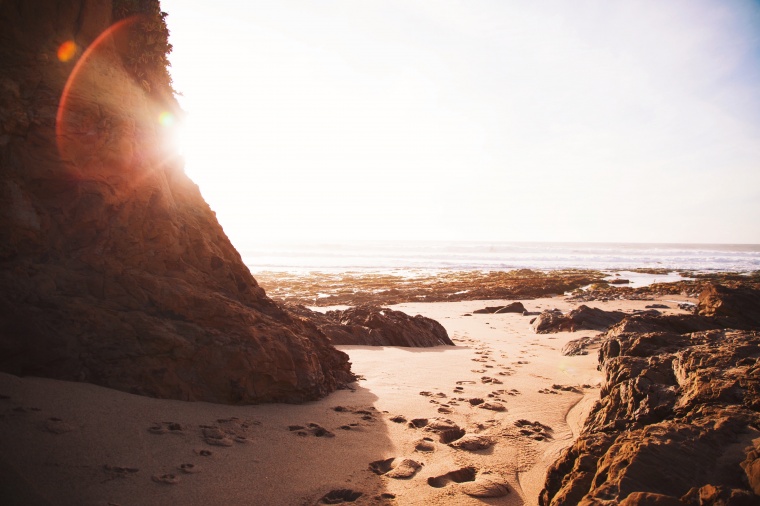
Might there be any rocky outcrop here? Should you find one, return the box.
[698,284,760,329]
[540,285,760,505]
[288,305,453,347]
[473,302,526,314]
[561,335,604,356]
[0,0,352,403]
[532,305,627,334]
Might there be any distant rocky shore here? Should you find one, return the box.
[255,269,759,307]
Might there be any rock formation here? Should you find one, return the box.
[473,302,526,314]
[698,284,760,329]
[0,0,352,403]
[540,285,760,505]
[287,304,454,347]
[532,305,627,334]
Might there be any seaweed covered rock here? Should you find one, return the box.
[0,0,352,403]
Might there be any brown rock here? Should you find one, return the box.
[473,302,526,314]
[0,1,352,403]
[698,284,760,328]
[740,441,760,496]
[618,492,681,505]
[540,294,760,505]
[288,304,453,347]
[532,305,626,334]
[561,335,603,356]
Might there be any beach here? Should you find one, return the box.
[0,294,694,505]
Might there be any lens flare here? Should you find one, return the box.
[158,111,175,127]
[57,40,77,62]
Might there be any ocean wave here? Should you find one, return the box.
[240,241,760,273]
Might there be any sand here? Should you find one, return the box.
[0,295,693,505]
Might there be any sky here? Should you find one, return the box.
[158,0,760,247]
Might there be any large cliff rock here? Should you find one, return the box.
[540,285,760,505]
[287,304,454,347]
[0,0,352,403]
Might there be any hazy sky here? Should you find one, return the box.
[159,0,760,247]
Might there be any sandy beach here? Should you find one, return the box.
[0,295,694,506]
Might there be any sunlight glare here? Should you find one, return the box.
[57,40,77,62]
[158,111,175,127]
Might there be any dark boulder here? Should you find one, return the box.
[288,305,453,347]
[532,305,627,334]
[473,302,527,314]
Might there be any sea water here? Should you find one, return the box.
[241,241,760,274]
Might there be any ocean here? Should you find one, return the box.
[241,241,760,274]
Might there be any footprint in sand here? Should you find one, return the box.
[178,463,200,474]
[102,464,139,477]
[427,467,476,488]
[369,457,423,479]
[202,426,234,446]
[152,473,180,485]
[552,384,582,393]
[288,423,335,438]
[43,417,75,434]
[319,489,362,504]
[478,402,506,412]
[414,438,436,452]
[438,427,466,444]
[514,419,553,441]
[148,421,184,435]
[460,477,511,498]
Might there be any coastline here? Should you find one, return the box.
[0,294,695,505]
